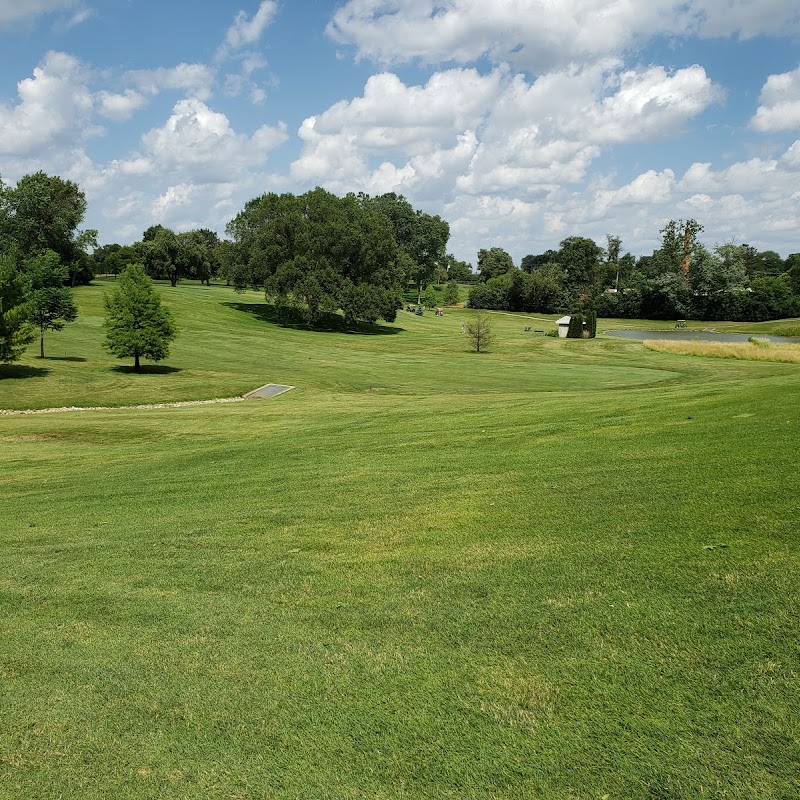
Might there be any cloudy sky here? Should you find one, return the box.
[1,0,799,263]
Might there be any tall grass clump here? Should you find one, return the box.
[644,339,800,363]
[772,324,800,337]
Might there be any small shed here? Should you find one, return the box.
[556,315,572,338]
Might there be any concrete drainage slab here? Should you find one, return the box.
[243,383,295,400]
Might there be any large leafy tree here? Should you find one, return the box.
[181,229,221,285]
[361,193,449,302]
[25,250,78,358]
[0,254,34,363]
[226,188,406,326]
[477,247,515,281]
[557,236,603,293]
[141,226,183,286]
[785,253,800,296]
[93,243,139,276]
[0,171,97,285]
[649,219,704,283]
[104,264,177,371]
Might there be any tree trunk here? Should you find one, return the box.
[40,329,45,359]
[134,352,140,372]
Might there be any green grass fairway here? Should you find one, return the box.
[2,282,799,799]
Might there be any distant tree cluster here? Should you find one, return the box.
[468,223,800,322]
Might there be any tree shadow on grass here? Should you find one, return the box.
[0,365,51,380]
[111,365,182,375]
[224,302,404,336]
[40,356,87,363]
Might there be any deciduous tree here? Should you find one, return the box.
[445,254,473,282]
[104,264,177,371]
[477,247,514,281]
[25,250,78,358]
[466,311,495,352]
[442,281,459,305]
[0,254,34,363]
[0,171,97,285]
[226,188,405,326]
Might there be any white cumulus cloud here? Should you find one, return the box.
[96,89,149,122]
[326,0,800,72]
[0,51,94,158]
[751,65,800,132]
[134,98,287,183]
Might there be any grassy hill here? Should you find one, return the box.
[1,281,799,799]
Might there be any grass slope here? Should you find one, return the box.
[1,282,799,799]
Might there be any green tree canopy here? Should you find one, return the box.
[25,250,78,358]
[226,188,406,326]
[0,171,97,285]
[360,193,449,302]
[557,236,603,293]
[520,250,558,273]
[104,264,177,371]
[445,254,473,282]
[477,247,515,281]
[442,281,460,305]
[0,254,34,363]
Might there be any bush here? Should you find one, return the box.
[442,281,460,306]
[586,310,597,338]
[421,284,438,309]
[467,275,511,310]
[566,314,584,338]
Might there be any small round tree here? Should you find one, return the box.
[466,311,495,352]
[421,284,438,309]
[104,264,177,371]
[442,281,460,306]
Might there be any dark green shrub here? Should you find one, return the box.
[566,314,584,338]
[586,310,597,338]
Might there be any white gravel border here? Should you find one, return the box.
[0,396,247,416]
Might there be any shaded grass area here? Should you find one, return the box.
[1,284,799,798]
[644,338,800,363]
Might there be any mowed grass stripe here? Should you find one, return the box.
[0,284,799,798]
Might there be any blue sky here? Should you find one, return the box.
[1,0,799,263]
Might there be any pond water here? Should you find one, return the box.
[606,329,800,344]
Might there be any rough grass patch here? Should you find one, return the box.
[772,325,800,337]
[643,339,800,363]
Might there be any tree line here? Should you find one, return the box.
[1,173,454,366]
[4,168,799,371]
[98,189,453,326]
[467,223,800,321]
